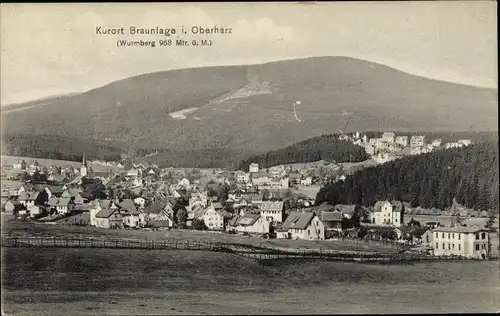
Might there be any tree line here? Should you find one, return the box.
[237,134,370,171]
[315,142,499,211]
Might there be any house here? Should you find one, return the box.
[18,191,47,208]
[94,208,124,229]
[420,229,433,247]
[89,199,117,226]
[28,205,45,218]
[241,193,264,206]
[321,211,343,232]
[281,211,325,240]
[3,200,25,215]
[232,214,270,235]
[431,226,491,259]
[44,185,65,198]
[134,197,147,208]
[259,201,284,223]
[395,136,409,147]
[332,204,358,219]
[142,201,174,228]
[249,163,259,173]
[382,132,395,143]
[235,171,250,183]
[118,199,141,228]
[47,197,74,214]
[288,172,302,184]
[202,202,228,231]
[371,200,404,227]
[300,176,313,186]
[269,165,287,178]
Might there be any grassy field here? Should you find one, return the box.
[1,220,398,253]
[2,247,499,315]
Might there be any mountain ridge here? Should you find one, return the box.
[2,56,497,166]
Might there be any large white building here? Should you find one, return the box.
[395,136,409,147]
[259,201,284,223]
[370,200,404,227]
[431,226,490,259]
[410,135,426,148]
[382,132,395,143]
[249,163,259,173]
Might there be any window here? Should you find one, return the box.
[475,233,480,240]
[448,233,450,239]
[458,244,461,251]
[435,243,439,249]
[475,244,480,251]
[458,234,461,240]
[442,243,445,250]
[448,243,451,250]
[435,233,438,239]
[442,233,445,238]
[452,244,455,250]
[482,232,486,240]
[395,219,398,223]
[452,233,454,239]
[308,229,310,234]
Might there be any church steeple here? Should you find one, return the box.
[80,153,88,177]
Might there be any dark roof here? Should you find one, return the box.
[321,211,343,222]
[282,211,315,230]
[18,191,40,201]
[118,199,139,215]
[212,202,223,209]
[142,202,166,214]
[333,204,356,215]
[95,209,120,218]
[45,185,65,194]
[237,214,260,226]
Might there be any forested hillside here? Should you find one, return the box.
[315,142,499,211]
[237,135,370,170]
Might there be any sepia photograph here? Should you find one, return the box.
[1,2,498,315]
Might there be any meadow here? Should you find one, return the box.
[2,247,499,315]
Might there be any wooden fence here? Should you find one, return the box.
[1,236,492,263]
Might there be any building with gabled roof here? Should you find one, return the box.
[431,226,491,259]
[371,200,404,227]
[281,211,325,240]
[232,213,270,234]
[95,208,123,229]
[259,201,284,223]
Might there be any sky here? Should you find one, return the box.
[0,1,497,105]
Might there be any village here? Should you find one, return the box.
[1,130,495,261]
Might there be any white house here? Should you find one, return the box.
[382,132,395,143]
[235,171,250,183]
[231,214,270,234]
[202,202,226,231]
[458,139,472,147]
[371,200,404,227]
[134,197,147,208]
[249,163,259,173]
[281,211,325,240]
[410,135,426,148]
[395,136,409,147]
[89,199,117,227]
[431,226,490,259]
[259,201,284,223]
[300,177,312,186]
